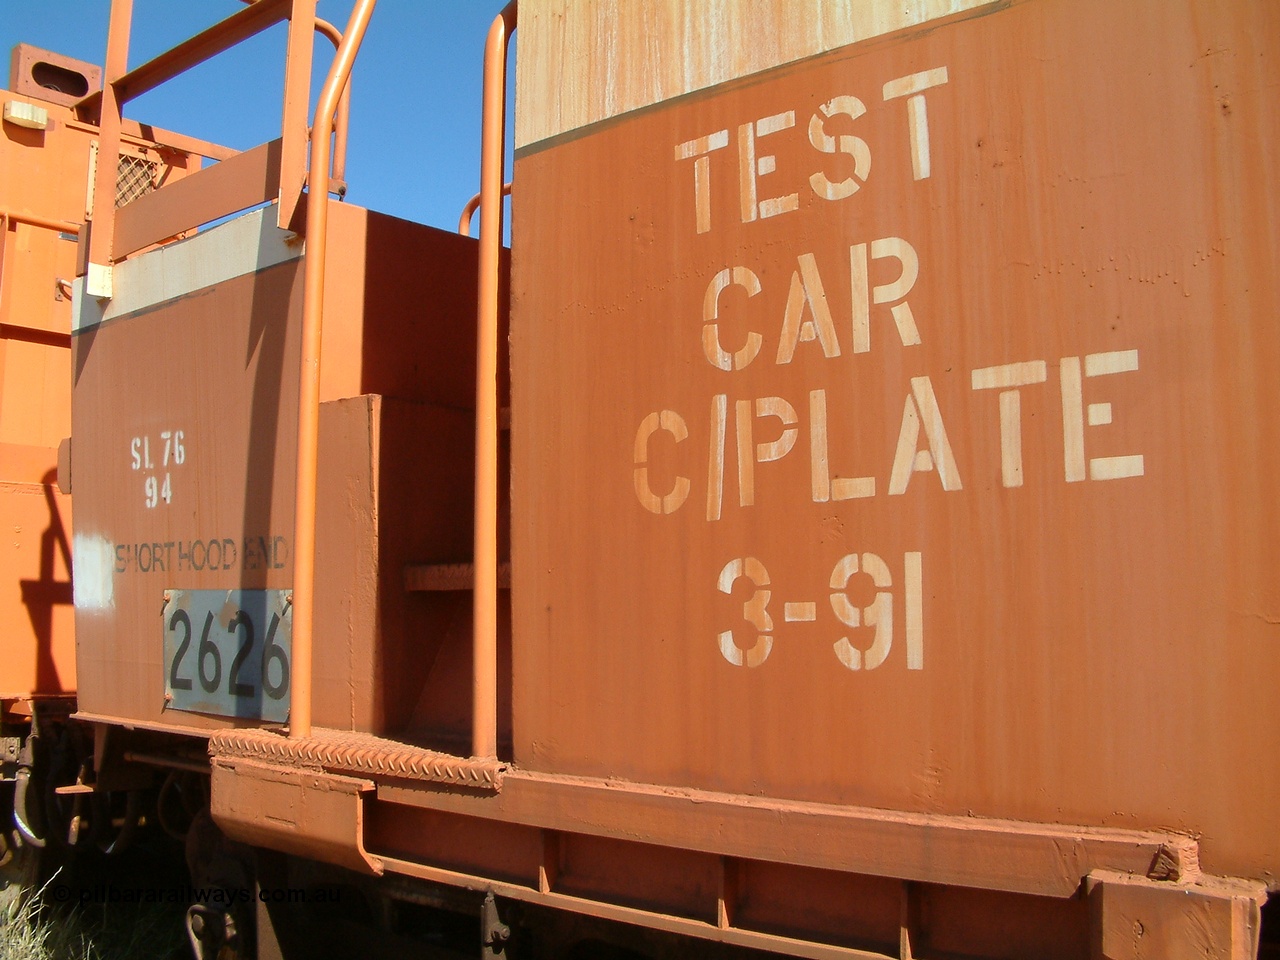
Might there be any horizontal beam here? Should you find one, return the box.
[0,209,79,234]
[115,0,292,105]
[377,770,1198,900]
[130,124,235,163]
[67,116,236,162]
[113,138,282,258]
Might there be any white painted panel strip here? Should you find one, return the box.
[73,207,302,332]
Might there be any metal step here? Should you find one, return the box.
[208,726,505,790]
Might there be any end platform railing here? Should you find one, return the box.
[80,0,354,296]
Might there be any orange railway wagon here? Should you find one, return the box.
[0,43,85,882]
[0,43,200,865]
[0,47,86,743]
[62,0,1277,957]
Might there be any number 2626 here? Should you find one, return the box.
[167,607,289,700]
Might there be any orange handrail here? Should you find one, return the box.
[83,0,355,287]
[0,210,80,236]
[77,0,293,120]
[458,181,511,237]
[472,1,516,760]
[288,0,378,740]
[312,18,352,187]
[83,0,320,293]
[236,2,352,188]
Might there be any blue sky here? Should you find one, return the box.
[0,1,512,231]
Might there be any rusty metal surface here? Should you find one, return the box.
[509,0,1280,889]
[375,768,1198,900]
[404,561,513,592]
[71,228,301,729]
[210,755,382,876]
[209,726,506,790]
[71,203,489,735]
[1086,870,1267,960]
[384,850,907,960]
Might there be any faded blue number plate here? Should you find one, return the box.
[162,589,291,722]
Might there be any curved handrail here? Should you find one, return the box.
[288,0,378,740]
[458,181,511,237]
[311,17,352,188]
[233,2,352,187]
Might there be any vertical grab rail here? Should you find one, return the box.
[234,0,353,186]
[473,2,516,761]
[83,0,134,297]
[288,0,378,740]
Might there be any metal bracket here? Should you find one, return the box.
[481,890,511,959]
[1086,869,1267,960]
[210,757,382,876]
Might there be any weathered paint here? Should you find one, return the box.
[514,0,1001,148]
[71,201,493,735]
[1,46,207,701]
[510,0,1280,888]
[59,1,1279,954]
[72,206,303,333]
[0,83,84,698]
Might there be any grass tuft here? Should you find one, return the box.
[0,870,187,960]
[0,874,96,960]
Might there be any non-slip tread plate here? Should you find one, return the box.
[209,726,505,790]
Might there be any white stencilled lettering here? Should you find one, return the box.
[128,428,187,509]
[717,552,925,672]
[674,65,951,236]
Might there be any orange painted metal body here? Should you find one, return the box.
[0,44,220,706]
[0,72,79,700]
[61,0,1279,957]
[0,50,106,703]
[512,0,1280,880]
[501,0,1276,952]
[71,202,498,740]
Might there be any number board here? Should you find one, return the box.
[163,589,292,723]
